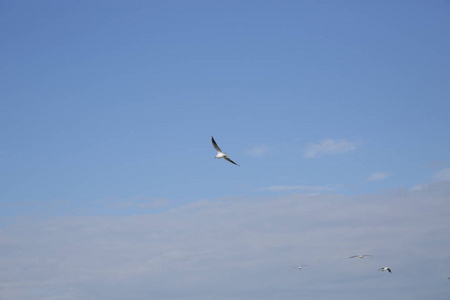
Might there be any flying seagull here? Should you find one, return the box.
[378,267,392,273]
[211,136,240,166]
[349,255,373,259]
[293,265,308,270]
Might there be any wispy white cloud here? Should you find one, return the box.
[432,167,450,181]
[262,185,338,193]
[245,144,270,157]
[412,167,450,191]
[103,196,171,210]
[367,172,391,182]
[304,139,360,158]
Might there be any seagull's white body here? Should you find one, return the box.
[211,136,240,166]
[349,255,373,259]
[378,267,392,273]
[293,265,308,270]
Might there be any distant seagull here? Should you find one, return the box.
[211,136,240,166]
[293,265,308,270]
[349,255,373,259]
[378,267,392,273]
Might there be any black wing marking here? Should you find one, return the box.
[225,157,240,166]
[211,136,222,152]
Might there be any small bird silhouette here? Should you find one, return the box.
[378,267,392,273]
[349,255,373,259]
[211,136,240,166]
[293,265,308,270]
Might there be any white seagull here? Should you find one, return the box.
[349,255,373,259]
[293,265,308,270]
[211,136,240,166]
[378,267,392,273]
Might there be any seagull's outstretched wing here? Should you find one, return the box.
[225,157,240,166]
[378,267,392,273]
[349,256,358,258]
[211,136,222,152]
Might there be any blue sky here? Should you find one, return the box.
[1,1,450,299]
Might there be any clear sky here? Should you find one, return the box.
[1,1,450,299]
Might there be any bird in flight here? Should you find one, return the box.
[349,255,373,259]
[378,267,392,273]
[293,265,308,270]
[211,136,240,166]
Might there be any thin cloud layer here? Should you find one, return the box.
[367,172,391,182]
[103,196,172,210]
[245,144,270,157]
[433,167,450,181]
[1,182,449,300]
[412,167,450,191]
[304,139,360,158]
[263,185,337,193]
